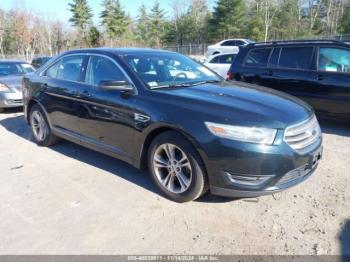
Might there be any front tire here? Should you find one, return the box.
[148,131,208,202]
[30,104,60,146]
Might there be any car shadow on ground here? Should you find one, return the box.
[319,119,350,138]
[340,220,350,261]
[0,113,234,203]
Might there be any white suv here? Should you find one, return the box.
[206,39,254,57]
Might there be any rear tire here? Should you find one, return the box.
[29,104,60,146]
[148,131,208,202]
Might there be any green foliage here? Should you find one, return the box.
[148,0,166,47]
[68,0,92,46]
[208,0,247,41]
[135,4,150,46]
[100,0,130,45]
[68,0,92,31]
[87,26,101,47]
[339,2,350,34]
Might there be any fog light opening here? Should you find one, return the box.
[225,172,274,186]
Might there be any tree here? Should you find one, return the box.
[246,1,266,41]
[87,26,101,47]
[339,1,350,34]
[188,0,210,46]
[100,0,130,46]
[0,9,7,58]
[134,4,150,46]
[148,0,166,47]
[68,0,93,46]
[208,0,247,41]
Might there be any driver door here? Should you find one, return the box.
[76,55,138,162]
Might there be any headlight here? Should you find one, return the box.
[0,83,10,92]
[205,122,277,145]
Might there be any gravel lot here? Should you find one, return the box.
[0,108,349,255]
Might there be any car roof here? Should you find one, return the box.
[62,48,177,56]
[0,60,28,64]
[246,39,350,48]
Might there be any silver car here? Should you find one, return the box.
[0,60,35,112]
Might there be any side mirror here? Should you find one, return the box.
[99,80,134,92]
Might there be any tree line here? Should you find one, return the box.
[0,0,349,60]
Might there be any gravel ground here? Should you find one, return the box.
[0,108,349,255]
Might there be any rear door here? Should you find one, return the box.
[42,54,88,135]
[237,47,272,85]
[309,46,350,116]
[75,54,138,162]
[271,46,315,97]
[207,54,236,78]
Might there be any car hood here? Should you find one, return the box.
[154,81,314,129]
[0,75,23,92]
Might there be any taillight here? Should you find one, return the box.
[226,71,234,81]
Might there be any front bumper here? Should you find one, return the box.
[0,92,23,108]
[201,132,323,198]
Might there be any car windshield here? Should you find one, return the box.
[122,52,222,89]
[0,62,35,77]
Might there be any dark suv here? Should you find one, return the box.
[23,48,322,202]
[228,40,350,121]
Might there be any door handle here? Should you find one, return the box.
[81,90,92,98]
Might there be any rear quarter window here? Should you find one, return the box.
[244,48,272,67]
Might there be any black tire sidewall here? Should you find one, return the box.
[148,131,206,202]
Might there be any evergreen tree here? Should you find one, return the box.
[148,0,166,47]
[68,0,92,46]
[87,26,101,47]
[100,0,130,46]
[135,4,150,46]
[208,0,247,41]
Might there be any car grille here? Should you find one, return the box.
[276,164,310,186]
[284,116,321,154]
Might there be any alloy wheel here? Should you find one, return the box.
[30,110,48,142]
[153,143,192,194]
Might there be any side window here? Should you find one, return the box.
[57,55,84,82]
[209,56,220,63]
[218,54,236,64]
[318,47,350,73]
[45,61,61,78]
[85,56,127,86]
[236,41,245,46]
[221,40,236,46]
[279,47,313,70]
[244,48,271,67]
[268,48,281,68]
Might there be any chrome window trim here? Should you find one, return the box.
[39,52,138,94]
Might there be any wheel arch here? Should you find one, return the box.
[26,99,52,128]
[137,125,209,176]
